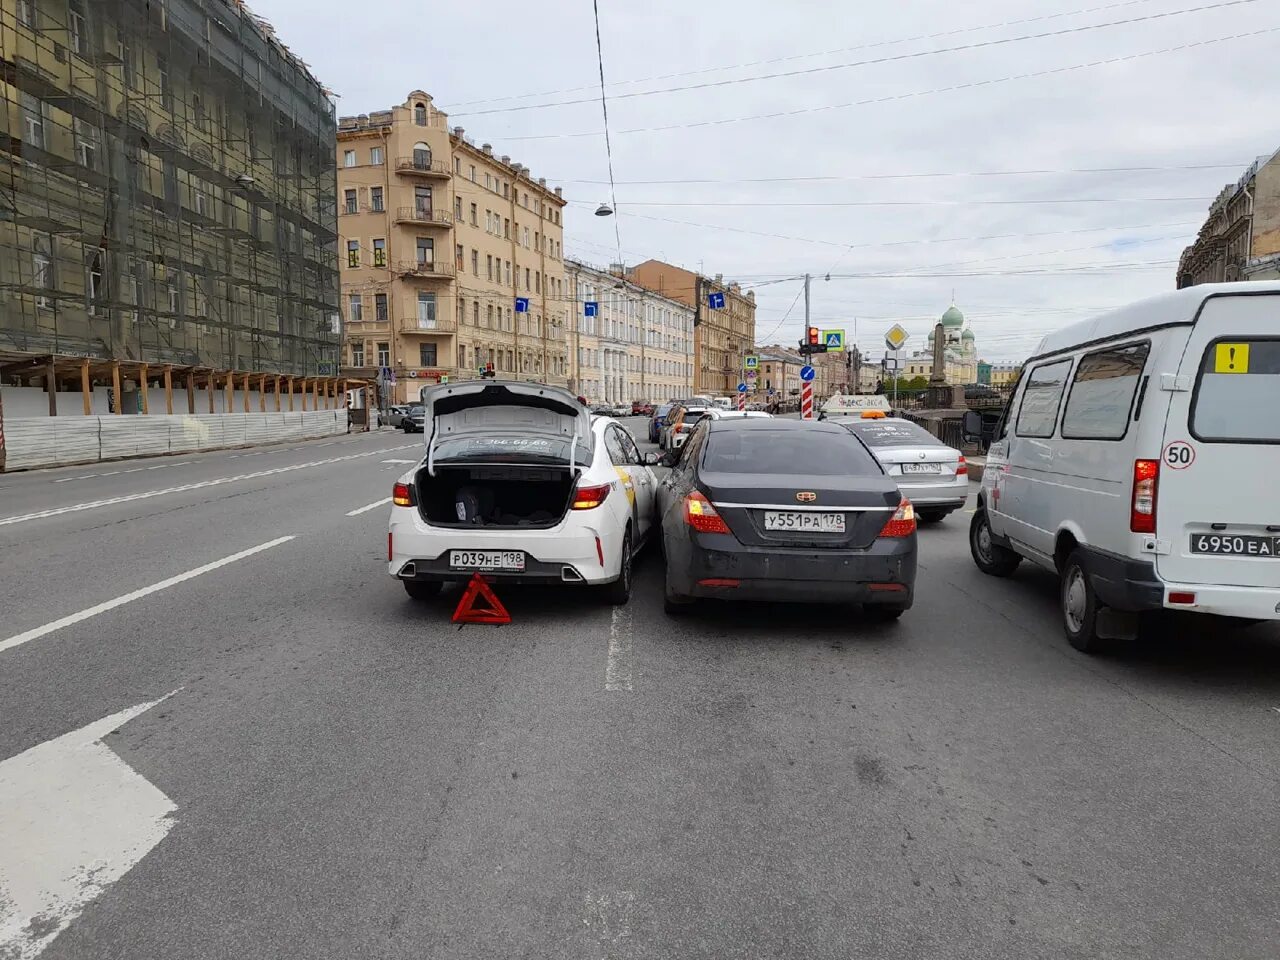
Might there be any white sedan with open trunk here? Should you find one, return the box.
[388,381,659,604]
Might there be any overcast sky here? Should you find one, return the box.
[253,0,1278,361]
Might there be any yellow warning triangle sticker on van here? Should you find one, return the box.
[1214,342,1250,374]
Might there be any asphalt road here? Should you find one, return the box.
[2,419,1280,960]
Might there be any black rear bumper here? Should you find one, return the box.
[667,532,917,607]
[1077,546,1163,612]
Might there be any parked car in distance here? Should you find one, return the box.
[831,415,967,523]
[381,405,407,428]
[968,281,1280,653]
[612,403,631,418]
[389,380,661,605]
[400,404,426,433]
[711,397,733,411]
[590,404,613,416]
[649,402,675,444]
[632,399,655,416]
[656,417,917,617]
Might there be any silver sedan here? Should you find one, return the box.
[830,416,968,523]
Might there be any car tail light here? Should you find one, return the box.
[392,482,414,507]
[956,456,968,476]
[684,490,731,534]
[1131,459,1159,533]
[878,499,916,538]
[572,482,612,510]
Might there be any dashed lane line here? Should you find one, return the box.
[0,444,419,528]
[346,497,392,517]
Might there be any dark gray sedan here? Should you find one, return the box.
[656,418,917,619]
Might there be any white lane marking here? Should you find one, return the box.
[346,497,392,517]
[605,605,634,691]
[123,468,145,474]
[0,537,295,654]
[0,693,178,960]
[0,445,419,528]
[381,458,417,465]
[146,461,190,470]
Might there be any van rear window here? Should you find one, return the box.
[1192,339,1280,443]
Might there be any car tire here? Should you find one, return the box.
[969,508,1021,577]
[918,509,949,524]
[863,605,905,622]
[1061,549,1109,654]
[601,531,633,605]
[403,579,442,602]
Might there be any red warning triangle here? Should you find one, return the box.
[451,573,511,625]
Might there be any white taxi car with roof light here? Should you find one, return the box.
[388,381,658,605]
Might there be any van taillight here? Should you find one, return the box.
[1131,459,1159,533]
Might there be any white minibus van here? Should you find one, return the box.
[967,282,1280,653]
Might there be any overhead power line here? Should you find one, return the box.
[446,0,1164,108]
[570,197,1211,208]
[500,26,1280,140]
[452,0,1258,117]
[589,0,623,266]
[554,162,1242,186]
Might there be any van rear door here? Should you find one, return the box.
[1156,293,1280,587]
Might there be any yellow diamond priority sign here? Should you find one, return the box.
[884,323,909,352]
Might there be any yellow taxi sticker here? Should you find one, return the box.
[1214,342,1250,374]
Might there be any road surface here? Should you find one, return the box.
[2,421,1279,960]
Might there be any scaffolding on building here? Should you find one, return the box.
[0,0,342,401]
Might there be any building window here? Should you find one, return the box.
[469,202,478,226]
[194,190,208,218]
[343,149,356,167]
[486,304,494,327]
[414,185,432,214]
[524,267,530,289]
[504,261,511,285]
[417,292,436,327]
[504,218,510,239]
[412,142,431,169]
[414,103,428,126]
[370,146,384,165]
[158,56,172,111]
[343,189,358,214]
[351,344,364,367]
[471,249,478,275]
[503,183,509,199]
[486,255,493,281]
[454,196,462,220]
[16,0,33,27]
[370,187,384,212]
[472,302,479,326]
[377,342,390,367]
[523,226,530,247]
[21,94,44,149]
[347,293,362,322]
[419,343,437,366]
[416,237,433,266]
[192,94,206,131]
[29,233,52,307]
[535,272,540,293]
[375,293,388,322]
[455,244,464,270]
[347,240,360,268]
[469,164,476,182]
[69,3,87,55]
[372,238,386,267]
[74,117,98,169]
[458,343,467,368]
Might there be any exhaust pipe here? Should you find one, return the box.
[399,562,417,578]
[561,566,584,582]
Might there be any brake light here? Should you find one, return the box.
[684,490,731,534]
[1131,459,1159,533]
[878,499,916,538]
[572,482,612,510]
[956,456,968,477]
[392,482,414,507]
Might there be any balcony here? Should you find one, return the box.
[395,207,453,228]
[395,259,455,281]
[395,158,451,179]
[399,317,457,334]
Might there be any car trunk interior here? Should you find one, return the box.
[415,465,575,528]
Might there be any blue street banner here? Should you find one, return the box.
[515,297,530,313]
[708,291,725,309]
[584,301,598,317]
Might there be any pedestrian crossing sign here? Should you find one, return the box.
[822,330,844,352]
[744,355,759,370]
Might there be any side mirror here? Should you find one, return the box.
[961,410,982,444]
[643,451,665,466]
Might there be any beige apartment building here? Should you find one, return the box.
[626,260,756,396]
[565,260,694,404]
[1178,147,1280,286]
[337,91,569,405]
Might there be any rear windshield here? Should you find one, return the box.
[1192,338,1280,443]
[682,410,707,424]
[656,404,673,416]
[433,435,592,465]
[837,419,946,448]
[703,429,882,476]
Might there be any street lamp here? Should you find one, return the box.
[594,203,613,217]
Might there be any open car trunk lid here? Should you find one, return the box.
[423,381,593,473]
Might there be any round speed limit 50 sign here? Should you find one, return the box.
[1162,440,1195,470]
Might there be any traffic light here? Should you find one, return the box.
[807,327,820,346]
